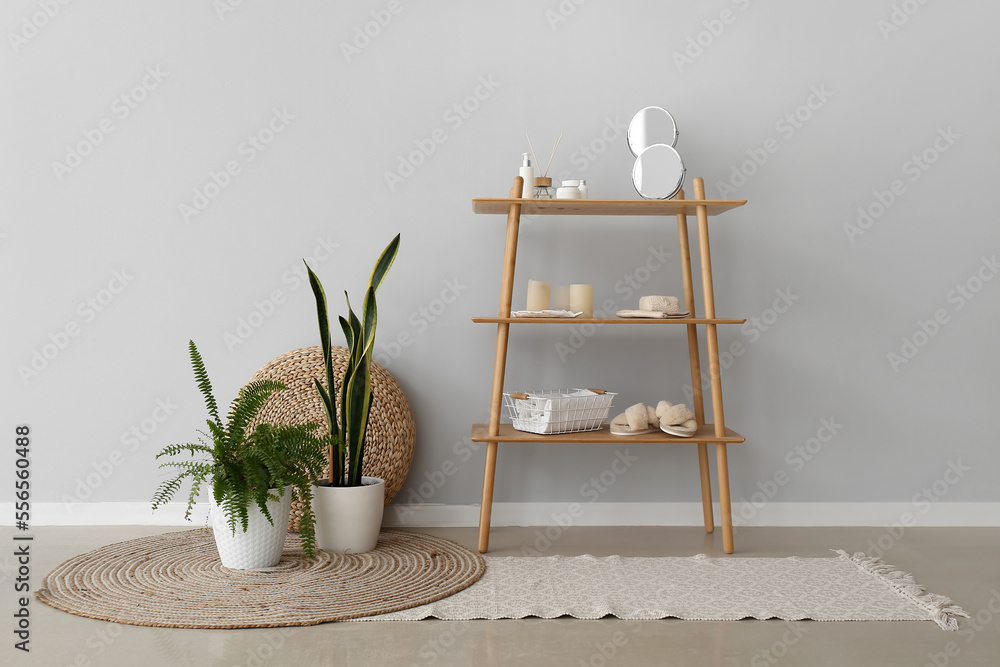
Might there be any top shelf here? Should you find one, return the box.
[472,198,746,217]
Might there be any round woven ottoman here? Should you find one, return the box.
[247,346,415,531]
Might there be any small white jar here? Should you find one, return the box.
[557,180,582,199]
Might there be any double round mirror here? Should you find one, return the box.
[627,106,685,200]
[627,106,678,156]
[632,144,685,200]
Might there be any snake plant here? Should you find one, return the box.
[151,340,327,556]
[306,234,400,487]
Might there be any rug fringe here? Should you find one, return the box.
[834,549,970,631]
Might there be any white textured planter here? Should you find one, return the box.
[312,476,385,554]
[209,487,292,569]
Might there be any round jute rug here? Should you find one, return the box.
[36,529,485,629]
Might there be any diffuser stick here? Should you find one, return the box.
[525,133,540,173]
[543,133,563,178]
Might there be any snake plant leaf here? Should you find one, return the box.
[313,378,334,434]
[360,285,378,361]
[368,233,400,294]
[313,378,341,484]
[306,261,337,433]
[343,347,373,486]
[346,294,362,353]
[339,314,354,355]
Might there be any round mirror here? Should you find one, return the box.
[632,144,685,199]
[627,106,678,157]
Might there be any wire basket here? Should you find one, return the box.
[503,388,616,435]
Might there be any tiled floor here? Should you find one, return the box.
[3,525,997,666]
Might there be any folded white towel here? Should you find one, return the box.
[639,295,680,314]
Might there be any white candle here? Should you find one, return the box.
[551,285,571,311]
[526,280,551,311]
[570,284,593,318]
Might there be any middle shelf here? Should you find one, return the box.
[471,423,745,444]
[472,317,746,324]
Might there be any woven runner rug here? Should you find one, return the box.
[365,551,967,631]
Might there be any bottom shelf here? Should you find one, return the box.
[471,423,744,444]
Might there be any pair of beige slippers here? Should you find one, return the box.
[610,401,698,437]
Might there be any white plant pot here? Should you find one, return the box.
[311,476,385,554]
[209,486,292,569]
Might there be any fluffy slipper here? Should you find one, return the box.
[610,403,657,435]
[656,400,698,437]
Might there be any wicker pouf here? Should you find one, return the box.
[247,346,415,531]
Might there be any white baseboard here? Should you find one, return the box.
[3,501,998,528]
[385,502,1000,528]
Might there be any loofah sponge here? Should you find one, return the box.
[639,295,680,314]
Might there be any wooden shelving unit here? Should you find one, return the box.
[472,177,747,554]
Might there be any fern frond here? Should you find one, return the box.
[189,340,220,427]
[226,379,285,445]
[155,442,213,460]
[151,474,186,511]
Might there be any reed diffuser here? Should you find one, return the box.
[527,132,562,198]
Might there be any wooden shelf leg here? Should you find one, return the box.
[478,177,524,554]
[478,441,499,553]
[675,188,714,534]
[716,442,734,554]
[693,177,734,554]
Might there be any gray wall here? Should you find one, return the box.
[4,0,997,511]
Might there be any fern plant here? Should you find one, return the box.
[151,340,327,557]
[306,233,400,487]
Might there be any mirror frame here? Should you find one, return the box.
[631,143,686,200]
[627,106,679,157]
